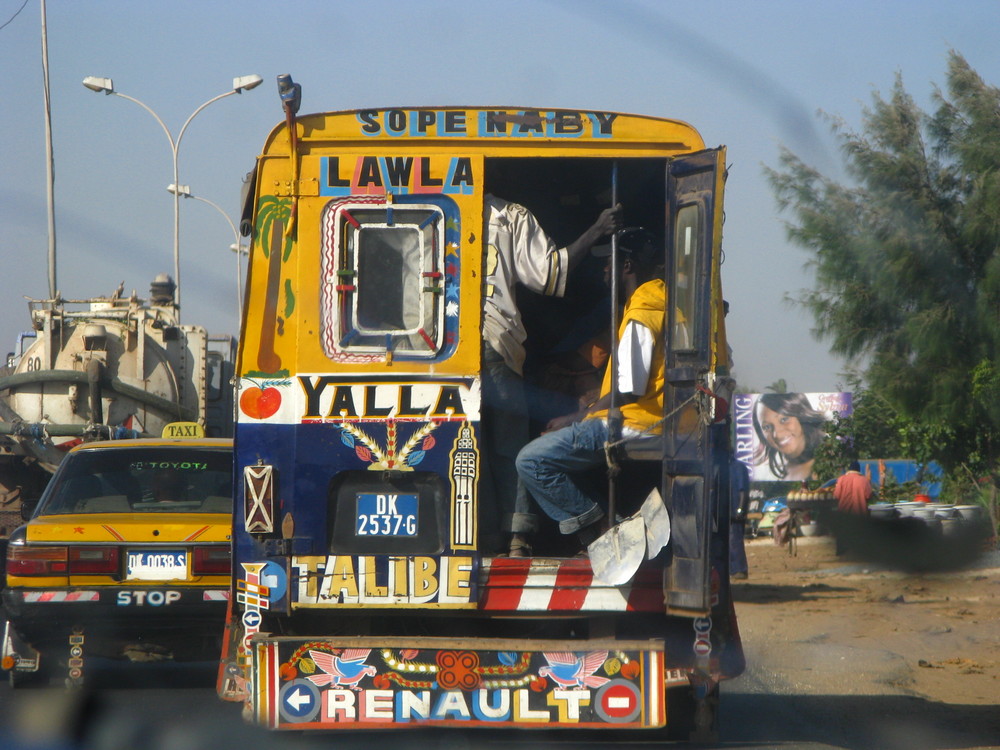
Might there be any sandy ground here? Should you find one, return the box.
[731,532,1000,707]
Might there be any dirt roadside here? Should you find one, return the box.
[731,533,1000,706]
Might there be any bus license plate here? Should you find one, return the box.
[126,550,187,580]
[356,493,418,537]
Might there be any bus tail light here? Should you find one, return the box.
[193,546,231,575]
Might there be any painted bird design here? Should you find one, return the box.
[307,648,377,689]
[538,651,610,689]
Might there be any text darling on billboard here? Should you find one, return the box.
[733,392,852,483]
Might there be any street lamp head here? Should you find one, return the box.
[82,76,114,94]
[167,184,191,197]
[233,75,263,93]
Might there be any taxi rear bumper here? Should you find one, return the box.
[2,585,229,660]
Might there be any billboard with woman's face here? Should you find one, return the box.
[732,392,853,482]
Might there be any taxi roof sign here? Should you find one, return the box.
[162,421,206,439]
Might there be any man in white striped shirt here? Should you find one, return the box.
[482,195,621,556]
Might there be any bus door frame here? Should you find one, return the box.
[661,147,726,616]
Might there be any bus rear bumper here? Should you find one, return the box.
[247,635,675,731]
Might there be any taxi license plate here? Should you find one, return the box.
[356,493,418,537]
[126,550,187,580]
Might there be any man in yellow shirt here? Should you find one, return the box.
[482,195,621,556]
[515,229,665,546]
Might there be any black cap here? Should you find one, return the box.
[592,227,658,265]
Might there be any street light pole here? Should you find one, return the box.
[82,74,262,321]
[41,0,57,298]
[167,184,246,336]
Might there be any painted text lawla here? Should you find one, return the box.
[321,156,473,196]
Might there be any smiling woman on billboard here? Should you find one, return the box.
[752,392,828,481]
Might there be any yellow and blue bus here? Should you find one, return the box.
[220,78,743,741]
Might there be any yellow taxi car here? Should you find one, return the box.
[2,434,232,686]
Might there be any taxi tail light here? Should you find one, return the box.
[6,545,69,576]
[68,546,120,575]
[193,546,231,575]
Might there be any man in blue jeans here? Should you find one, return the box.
[482,195,621,556]
[516,229,665,549]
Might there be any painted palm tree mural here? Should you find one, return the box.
[254,196,294,373]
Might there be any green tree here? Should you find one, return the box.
[812,384,939,482]
[765,378,788,394]
[766,52,1000,477]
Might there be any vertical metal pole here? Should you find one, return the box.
[41,0,57,298]
[187,192,243,335]
[173,93,238,318]
[172,149,181,317]
[607,161,620,526]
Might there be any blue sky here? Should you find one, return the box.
[1,0,997,391]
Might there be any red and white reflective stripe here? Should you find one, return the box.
[203,590,231,601]
[479,558,662,612]
[23,591,100,603]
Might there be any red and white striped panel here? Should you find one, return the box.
[203,590,231,601]
[479,558,663,612]
[23,591,100,603]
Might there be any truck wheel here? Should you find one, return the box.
[665,684,719,743]
[8,666,48,689]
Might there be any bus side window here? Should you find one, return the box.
[673,204,699,351]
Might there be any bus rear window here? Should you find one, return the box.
[321,202,446,359]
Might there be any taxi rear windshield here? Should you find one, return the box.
[39,447,233,515]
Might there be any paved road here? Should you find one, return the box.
[0,659,854,750]
[3,582,998,750]
[6,670,991,749]
[723,643,1000,750]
